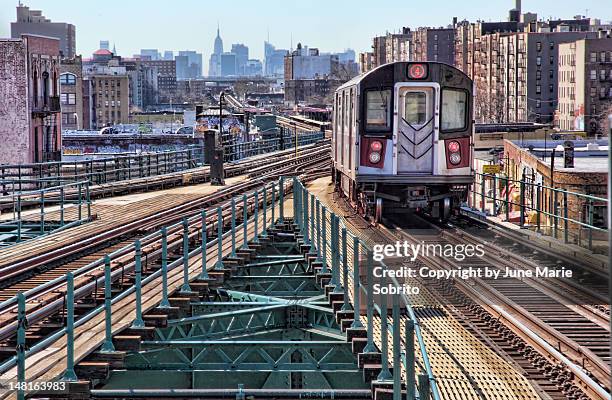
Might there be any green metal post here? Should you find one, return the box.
[230,198,237,257]
[40,190,45,234]
[316,199,322,261]
[60,186,65,227]
[553,190,559,239]
[17,195,22,242]
[363,251,377,353]
[262,185,268,237]
[86,180,91,220]
[131,240,145,328]
[519,174,526,228]
[563,191,569,243]
[254,190,260,243]
[242,194,249,250]
[321,207,328,273]
[505,176,510,221]
[377,270,392,381]
[271,184,276,227]
[16,293,26,400]
[279,177,285,222]
[351,237,363,328]
[492,175,497,215]
[302,186,309,245]
[101,256,116,353]
[293,178,298,226]
[61,272,78,382]
[472,176,477,209]
[392,295,401,400]
[78,182,82,221]
[310,194,315,252]
[332,215,342,293]
[200,210,209,279]
[341,227,350,310]
[406,320,416,399]
[160,227,171,307]
[418,374,430,400]
[536,184,541,233]
[181,218,192,293]
[588,199,593,250]
[216,207,224,270]
[481,174,486,214]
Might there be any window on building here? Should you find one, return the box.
[549,84,554,93]
[549,42,554,50]
[117,111,121,118]
[117,100,121,107]
[549,56,554,65]
[549,70,554,79]
[111,101,115,107]
[536,85,541,94]
[536,99,541,108]
[536,42,542,51]
[434,34,438,41]
[590,70,597,80]
[590,87,597,97]
[60,93,76,105]
[536,70,542,79]
[590,52,597,62]
[105,101,109,107]
[601,52,606,62]
[536,56,541,66]
[600,87,606,98]
[60,73,76,85]
[600,70,606,80]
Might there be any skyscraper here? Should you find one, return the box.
[177,50,202,79]
[231,44,249,75]
[208,24,224,76]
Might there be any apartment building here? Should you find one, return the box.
[558,36,612,134]
[412,27,455,64]
[60,56,83,130]
[89,75,129,128]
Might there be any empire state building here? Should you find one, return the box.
[208,25,223,76]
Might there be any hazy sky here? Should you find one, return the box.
[1,0,610,74]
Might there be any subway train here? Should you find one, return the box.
[331,62,475,222]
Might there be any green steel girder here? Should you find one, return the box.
[259,242,301,256]
[157,303,342,340]
[234,260,310,277]
[125,340,358,372]
[223,276,321,297]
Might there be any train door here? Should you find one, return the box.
[396,86,435,174]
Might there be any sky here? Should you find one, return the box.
[1,0,610,74]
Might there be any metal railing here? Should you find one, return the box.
[0,177,289,398]
[0,146,205,193]
[469,171,608,251]
[222,131,324,162]
[292,178,440,400]
[0,180,91,247]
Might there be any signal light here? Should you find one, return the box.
[449,152,461,165]
[370,140,383,151]
[408,63,427,79]
[447,141,460,153]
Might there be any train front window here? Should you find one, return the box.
[365,89,391,131]
[441,89,468,132]
[403,92,427,125]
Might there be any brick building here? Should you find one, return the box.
[361,28,411,73]
[557,36,612,134]
[284,78,343,105]
[412,27,455,64]
[0,34,61,164]
[88,75,130,128]
[60,55,83,130]
[140,59,177,102]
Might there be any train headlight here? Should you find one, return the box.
[370,140,383,152]
[449,152,461,165]
[447,141,460,153]
[369,151,381,164]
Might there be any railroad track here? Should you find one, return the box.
[0,144,331,365]
[380,212,610,400]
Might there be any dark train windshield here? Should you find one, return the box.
[365,89,391,131]
[440,88,468,132]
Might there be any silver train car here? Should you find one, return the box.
[331,62,474,222]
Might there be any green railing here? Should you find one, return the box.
[469,171,607,251]
[293,177,440,400]
[0,180,92,247]
[222,131,324,162]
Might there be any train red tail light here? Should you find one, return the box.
[447,141,460,153]
[370,140,383,152]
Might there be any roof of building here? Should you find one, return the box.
[93,48,113,56]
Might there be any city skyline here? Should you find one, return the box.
[1,0,610,75]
